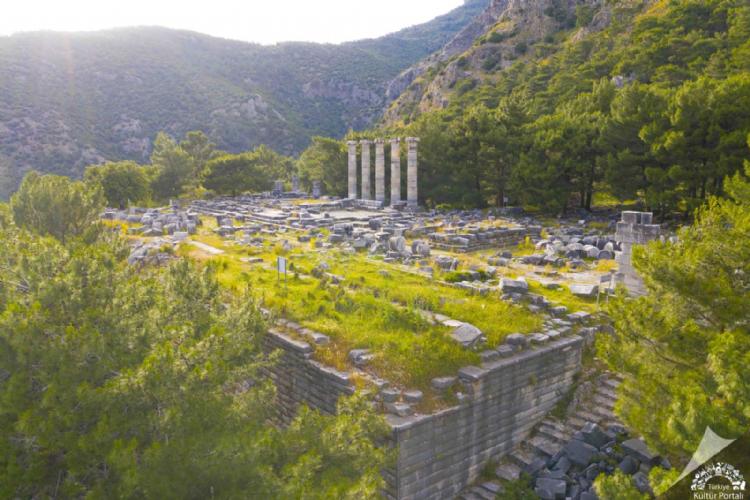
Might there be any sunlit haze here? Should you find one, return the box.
[0,0,465,44]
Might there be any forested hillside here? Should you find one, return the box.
[377,0,750,215]
[0,0,489,198]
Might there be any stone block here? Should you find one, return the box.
[619,455,639,475]
[535,478,567,500]
[495,463,521,481]
[550,306,568,317]
[621,438,659,465]
[381,388,401,403]
[480,350,499,363]
[451,323,484,347]
[403,390,423,404]
[569,284,599,298]
[581,422,610,448]
[564,439,599,466]
[530,333,550,345]
[621,211,639,224]
[500,277,529,294]
[458,365,487,382]
[505,333,528,348]
[431,376,457,391]
[632,471,652,494]
[568,311,592,323]
[496,345,514,358]
[385,402,413,417]
[348,349,373,366]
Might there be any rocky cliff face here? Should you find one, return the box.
[385,0,511,107]
[383,0,608,124]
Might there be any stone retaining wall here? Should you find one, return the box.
[429,226,541,253]
[384,335,583,499]
[263,328,355,424]
[263,327,583,499]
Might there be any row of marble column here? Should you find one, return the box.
[347,137,419,207]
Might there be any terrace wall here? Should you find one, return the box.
[263,328,583,499]
[385,335,583,499]
[263,328,355,424]
[428,226,542,252]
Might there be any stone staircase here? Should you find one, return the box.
[458,373,623,499]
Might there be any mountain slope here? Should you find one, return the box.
[383,0,603,123]
[385,0,749,125]
[0,0,489,197]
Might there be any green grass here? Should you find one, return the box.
[178,219,544,402]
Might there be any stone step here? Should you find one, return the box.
[602,378,621,390]
[574,409,602,424]
[593,394,617,410]
[567,416,588,430]
[583,404,616,422]
[480,482,503,496]
[470,486,497,500]
[602,418,625,430]
[538,424,572,445]
[540,418,568,434]
[495,462,522,482]
[596,386,618,401]
[509,447,537,469]
[529,435,563,457]
[459,493,483,500]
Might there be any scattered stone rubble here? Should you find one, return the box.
[102,206,200,237]
[526,227,619,269]
[461,375,667,500]
[104,194,663,498]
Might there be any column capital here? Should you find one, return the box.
[406,137,420,144]
[389,137,401,145]
[360,139,372,145]
[374,138,385,145]
[346,140,358,146]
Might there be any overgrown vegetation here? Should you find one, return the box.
[0,178,391,498]
[180,226,543,396]
[598,145,750,468]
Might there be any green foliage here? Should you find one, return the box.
[84,160,150,208]
[443,270,491,283]
[179,130,219,177]
[150,132,196,201]
[10,171,103,242]
[0,216,389,497]
[593,470,648,500]
[649,466,681,496]
[501,473,539,499]
[575,5,595,28]
[598,160,750,459]
[296,136,347,196]
[388,0,750,214]
[0,1,492,197]
[203,146,294,196]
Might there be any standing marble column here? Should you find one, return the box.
[360,139,372,200]
[406,137,419,208]
[389,138,401,205]
[347,140,358,199]
[375,139,385,203]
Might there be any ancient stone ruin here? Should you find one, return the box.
[348,137,419,209]
[615,211,661,295]
[106,197,658,499]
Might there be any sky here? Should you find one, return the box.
[0,0,465,44]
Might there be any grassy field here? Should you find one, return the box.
[177,218,544,400]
